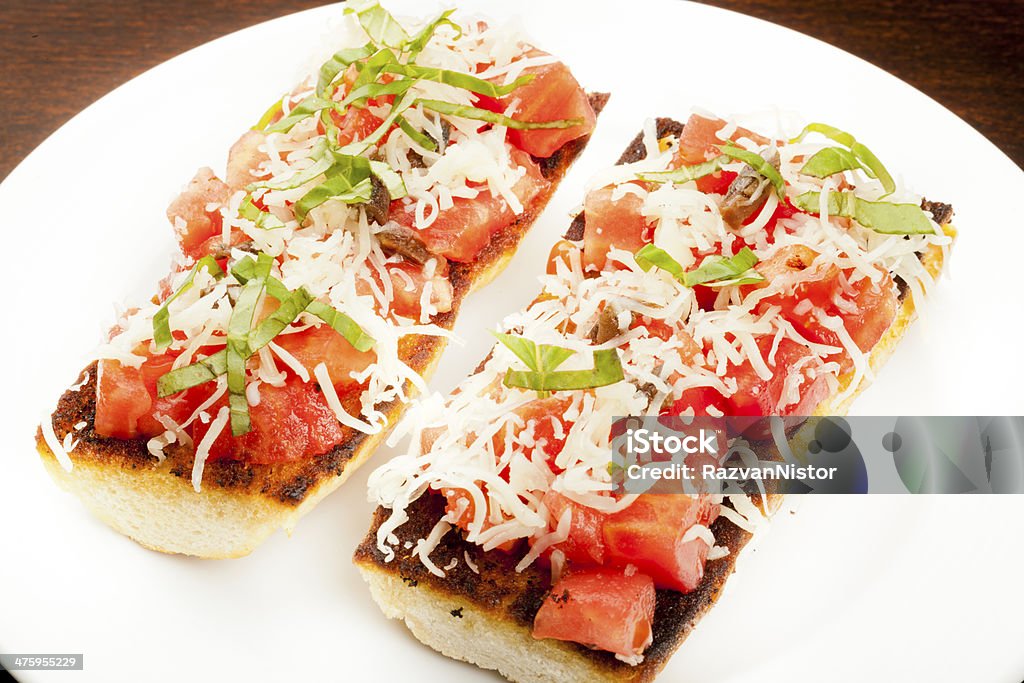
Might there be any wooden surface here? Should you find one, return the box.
[1,0,1021,181]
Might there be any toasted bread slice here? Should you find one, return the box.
[35,93,609,560]
[352,117,952,682]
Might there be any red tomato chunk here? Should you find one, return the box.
[533,568,655,660]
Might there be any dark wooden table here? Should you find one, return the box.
[2,0,1021,181]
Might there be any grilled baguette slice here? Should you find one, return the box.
[353,117,952,682]
[35,93,608,560]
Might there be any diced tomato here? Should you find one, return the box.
[166,169,231,261]
[582,184,652,270]
[503,395,572,463]
[675,113,770,166]
[480,52,596,158]
[95,360,153,440]
[192,375,346,464]
[725,335,831,422]
[746,246,898,373]
[329,106,386,148]
[603,494,719,593]
[95,353,214,440]
[546,239,577,275]
[532,568,655,660]
[385,258,454,320]
[441,487,519,552]
[273,324,375,392]
[389,149,547,263]
[542,490,607,565]
[695,170,737,195]
[663,385,729,419]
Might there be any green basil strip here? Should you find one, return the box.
[381,63,534,98]
[337,78,415,110]
[247,287,314,351]
[638,156,727,185]
[683,247,763,287]
[793,191,935,235]
[348,1,410,48]
[157,350,227,397]
[153,256,224,351]
[248,156,333,192]
[234,255,376,353]
[635,244,764,287]
[238,195,285,230]
[369,160,407,200]
[405,9,461,57]
[294,154,374,222]
[492,331,575,374]
[418,99,582,130]
[396,115,438,151]
[226,253,272,435]
[317,42,375,98]
[265,95,337,134]
[799,147,863,179]
[338,91,419,156]
[717,144,785,197]
[307,301,375,352]
[254,99,284,131]
[504,348,625,393]
[350,47,401,93]
[634,244,686,278]
[791,123,895,195]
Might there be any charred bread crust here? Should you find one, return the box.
[34,93,608,556]
[354,494,767,682]
[354,116,954,680]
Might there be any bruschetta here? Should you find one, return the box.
[354,113,953,681]
[36,1,606,559]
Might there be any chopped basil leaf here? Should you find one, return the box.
[254,99,283,131]
[157,350,227,397]
[418,99,582,130]
[347,0,410,48]
[338,91,418,156]
[405,9,460,57]
[381,63,534,98]
[248,155,333,192]
[294,154,374,221]
[337,78,415,110]
[717,144,785,197]
[317,42,374,98]
[152,256,223,351]
[492,331,623,394]
[396,115,438,151]
[634,243,686,278]
[349,47,401,93]
[226,253,271,435]
[799,146,863,179]
[265,95,337,135]
[638,156,726,184]
[682,247,763,287]
[505,350,624,393]
[793,191,935,235]
[234,255,376,352]
[307,302,375,353]
[492,331,575,374]
[791,123,895,195]
[635,245,764,287]
[238,195,285,230]
[247,286,313,351]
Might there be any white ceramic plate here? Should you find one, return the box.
[3,2,1023,682]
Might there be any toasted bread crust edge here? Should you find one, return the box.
[352,117,954,681]
[34,93,609,559]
